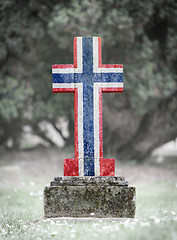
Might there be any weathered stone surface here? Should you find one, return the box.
[44,177,136,218]
[51,176,128,186]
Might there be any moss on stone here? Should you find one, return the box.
[44,177,136,218]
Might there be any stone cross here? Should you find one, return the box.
[52,37,123,177]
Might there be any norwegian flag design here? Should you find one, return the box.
[52,37,123,176]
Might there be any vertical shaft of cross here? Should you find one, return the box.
[82,38,95,175]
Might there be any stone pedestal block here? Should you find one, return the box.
[44,177,136,218]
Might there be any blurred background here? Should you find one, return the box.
[0,0,177,164]
[1,2,177,238]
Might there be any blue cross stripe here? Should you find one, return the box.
[53,37,123,176]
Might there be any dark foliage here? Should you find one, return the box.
[0,0,177,160]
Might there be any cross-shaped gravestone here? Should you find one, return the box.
[52,37,123,177]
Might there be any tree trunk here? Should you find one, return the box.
[103,90,177,161]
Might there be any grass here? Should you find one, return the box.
[0,147,177,240]
[0,179,177,240]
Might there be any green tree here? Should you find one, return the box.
[0,0,176,160]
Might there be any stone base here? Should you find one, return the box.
[44,176,136,218]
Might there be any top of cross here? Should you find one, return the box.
[52,37,123,78]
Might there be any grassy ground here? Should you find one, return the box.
[0,148,177,240]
